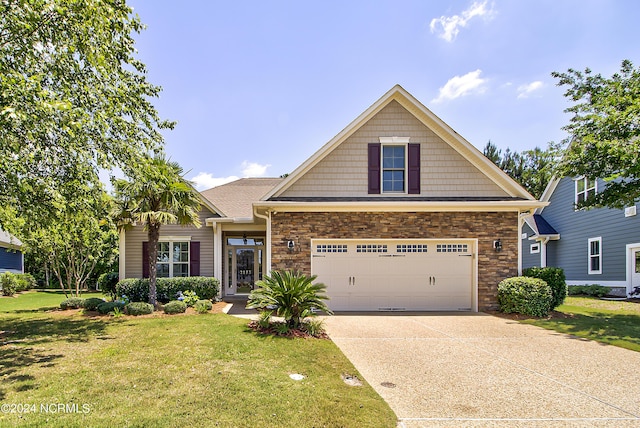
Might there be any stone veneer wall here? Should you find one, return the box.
[270,211,518,311]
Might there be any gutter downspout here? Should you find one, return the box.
[118,229,126,280]
[518,211,530,276]
[253,208,271,275]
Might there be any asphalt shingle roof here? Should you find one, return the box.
[200,178,283,218]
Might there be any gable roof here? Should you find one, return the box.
[0,229,22,249]
[263,84,536,202]
[201,178,283,219]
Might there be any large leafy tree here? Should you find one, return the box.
[552,59,640,209]
[483,141,554,199]
[20,186,118,296]
[0,0,172,229]
[112,156,202,306]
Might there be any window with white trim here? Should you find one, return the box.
[575,177,597,206]
[588,237,602,274]
[530,243,540,254]
[382,145,406,193]
[157,241,189,278]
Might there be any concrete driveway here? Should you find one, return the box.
[322,313,640,427]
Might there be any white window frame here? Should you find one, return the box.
[379,137,410,194]
[575,177,597,207]
[588,237,602,275]
[157,240,190,278]
[530,243,540,254]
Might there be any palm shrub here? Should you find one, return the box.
[247,270,333,329]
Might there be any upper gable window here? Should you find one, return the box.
[382,145,406,193]
[368,137,420,195]
[575,177,597,206]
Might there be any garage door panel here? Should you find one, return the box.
[312,239,475,312]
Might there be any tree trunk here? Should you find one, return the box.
[147,223,161,306]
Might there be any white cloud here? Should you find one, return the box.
[190,172,239,190]
[241,161,270,177]
[432,69,487,103]
[430,1,493,42]
[189,161,271,190]
[517,81,544,99]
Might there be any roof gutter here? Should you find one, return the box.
[254,200,547,213]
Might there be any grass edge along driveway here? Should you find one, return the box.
[521,296,640,352]
[0,291,397,428]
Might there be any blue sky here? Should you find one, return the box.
[128,0,640,190]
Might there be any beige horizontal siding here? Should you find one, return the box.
[124,208,216,279]
[280,100,506,198]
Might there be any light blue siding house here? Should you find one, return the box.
[0,229,23,274]
[521,176,640,296]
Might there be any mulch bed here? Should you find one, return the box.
[48,301,229,318]
[247,320,329,339]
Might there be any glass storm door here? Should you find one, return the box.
[235,248,255,294]
[633,249,640,289]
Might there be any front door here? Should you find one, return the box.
[236,248,255,294]
[633,249,640,291]
[225,237,265,296]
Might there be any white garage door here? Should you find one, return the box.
[311,239,476,312]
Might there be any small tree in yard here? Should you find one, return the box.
[247,270,333,329]
[112,155,201,306]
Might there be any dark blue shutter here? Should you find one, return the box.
[368,143,381,194]
[408,143,420,194]
[190,241,200,276]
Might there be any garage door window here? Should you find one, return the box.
[436,244,468,253]
[356,244,388,253]
[316,244,347,253]
[397,244,427,253]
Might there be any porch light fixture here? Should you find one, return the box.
[243,233,247,245]
[287,240,295,252]
[493,239,502,252]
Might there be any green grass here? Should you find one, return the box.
[522,296,640,352]
[0,291,396,427]
[0,290,106,313]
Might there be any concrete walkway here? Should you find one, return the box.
[322,313,640,427]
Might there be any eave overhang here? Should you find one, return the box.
[254,200,547,213]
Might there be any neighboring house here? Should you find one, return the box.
[522,176,640,296]
[119,85,542,311]
[0,229,24,274]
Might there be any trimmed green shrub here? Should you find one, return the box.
[523,267,567,309]
[0,272,18,296]
[83,297,106,311]
[96,301,126,315]
[60,297,85,310]
[568,284,610,297]
[116,277,220,303]
[497,276,553,317]
[14,273,37,292]
[97,272,119,299]
[194,299,212,313]
[163,300,187,314]
[125,302,154,316]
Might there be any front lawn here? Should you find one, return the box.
[522,296,640,352]
[0,292,396,427]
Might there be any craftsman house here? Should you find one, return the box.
[119,85,543,311]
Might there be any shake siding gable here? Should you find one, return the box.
[279,100,507,198]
